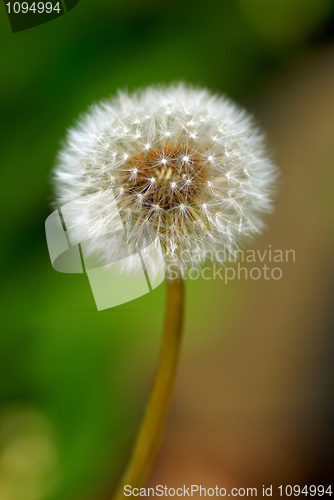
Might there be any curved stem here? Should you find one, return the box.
[113,277,185,499]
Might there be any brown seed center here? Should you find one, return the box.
[118,145,206,211]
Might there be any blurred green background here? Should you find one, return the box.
[1,1,334,499]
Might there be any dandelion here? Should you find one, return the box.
[53,84,277,278]
[52,84,278,498]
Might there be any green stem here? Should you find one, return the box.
[113,277,185,499]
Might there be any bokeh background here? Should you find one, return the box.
[1,1,334,499]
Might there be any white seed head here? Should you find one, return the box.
[53,83,278,276]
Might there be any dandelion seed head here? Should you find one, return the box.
[53,83,278,275]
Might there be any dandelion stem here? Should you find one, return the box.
[113,277,185,499]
